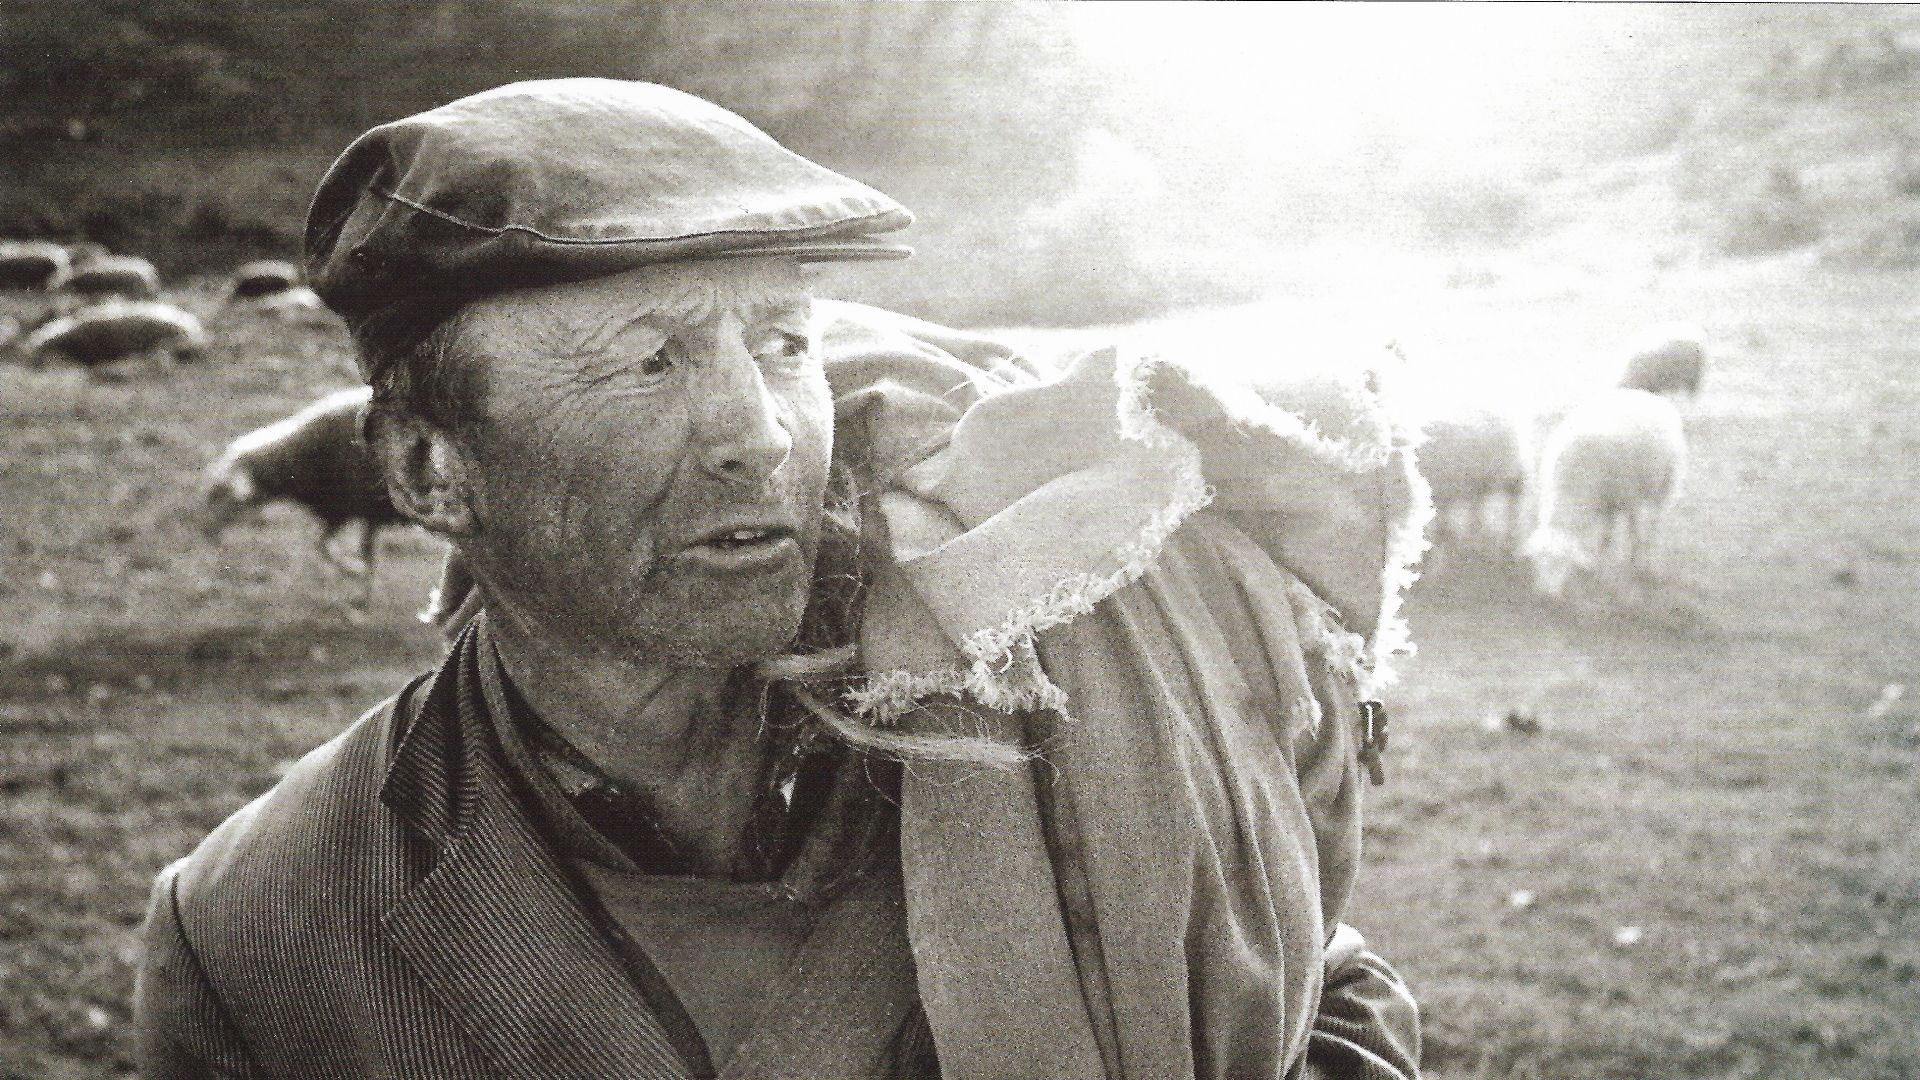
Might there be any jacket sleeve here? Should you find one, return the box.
[134,865,262,1079]
[1293,635,1422,1080]
[1304,924,1422,1080]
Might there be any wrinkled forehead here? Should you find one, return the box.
[456,256,813,353]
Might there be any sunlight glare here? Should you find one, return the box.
[1072,3,1650,171]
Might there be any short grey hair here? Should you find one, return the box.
[352,301,481,433]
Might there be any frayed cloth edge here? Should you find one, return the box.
[1370,446,1435,697]
[848,348,1214,722]
[950,348,1216,679]
[1157,354,1401,474]
[842,656,1069,726]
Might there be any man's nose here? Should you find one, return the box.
[691,348,793,483]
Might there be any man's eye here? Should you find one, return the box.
[752,330,811,365]
[635,350,675,382]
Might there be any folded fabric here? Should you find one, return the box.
[829,307,1429,1079]
[845,317,1429,725]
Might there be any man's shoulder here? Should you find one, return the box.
[164,682,421,921]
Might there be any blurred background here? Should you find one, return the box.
[3,3,1917,1077]
[8,3,1920,323]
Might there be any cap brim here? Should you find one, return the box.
[703,240,913,264]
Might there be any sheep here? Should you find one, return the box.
[231,284,338,327]
[64,240,110,264]
[52,253,160,301]
[1524,388,1686,597]
[1619,333,1706,398]
[20,301,206,371]
[226,259,302,301]
[1416,404,1532,558]
[0,240,70,290]
[198,386,406,612]
[219,257,335,327]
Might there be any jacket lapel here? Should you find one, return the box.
[379,627,695,1080]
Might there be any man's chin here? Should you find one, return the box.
[632,627,804,669]
[544,557,818,667]
[615,598,810,669]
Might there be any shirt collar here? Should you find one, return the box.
[471,613,654,870]
[465,612,880,890]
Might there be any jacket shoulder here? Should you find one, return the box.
[163,686,420,956]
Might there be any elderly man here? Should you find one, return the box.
[135,79,1423,1079]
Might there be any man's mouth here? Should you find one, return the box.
[701,526,792,549]
[673,523,801,570]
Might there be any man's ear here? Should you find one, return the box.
[367,409,477,538]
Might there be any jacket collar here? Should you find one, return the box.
[377,622,696,1080]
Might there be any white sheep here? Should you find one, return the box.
[20,301,206,371]
[52,253,160,301]
[226,259,302,301]
[1417,404,1532,557]
[1619,332,1706,398]
[1524,388,1686,596]
[64,240,110,264]
[199,386,405,612]
[233,285,337,326]
[0,240,70,290]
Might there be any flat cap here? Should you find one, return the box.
[304,78,912,330]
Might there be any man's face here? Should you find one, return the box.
[449,258,832,667]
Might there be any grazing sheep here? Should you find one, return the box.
[234,285,338,326]
[20,301,206,370]
[226,259,302,301]
[1417,404,1531,556]
[53,253,160,301]
[1619,334,1706,398]
[1525,388,1686,596]
[0,240,70,289]
[199,386,404,611]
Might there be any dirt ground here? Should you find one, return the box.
[3,256,1916,1077]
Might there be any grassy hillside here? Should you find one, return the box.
[1667,21,1920,267]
